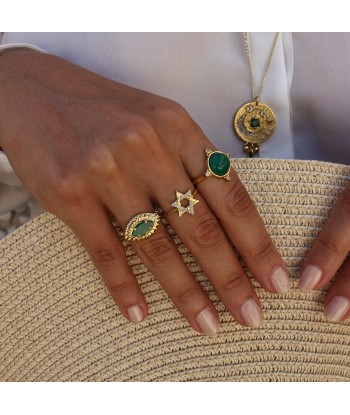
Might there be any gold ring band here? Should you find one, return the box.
[191,174,207,186]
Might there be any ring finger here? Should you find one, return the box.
[103,188,220,336]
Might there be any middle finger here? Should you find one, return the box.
[155,174,264,328]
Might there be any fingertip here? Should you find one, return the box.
[126,304,145,323]
[240,298,264,328]
[324,295,350,322]
[195,307,220,336]
[270,266,291,294]
[298,265,322,292]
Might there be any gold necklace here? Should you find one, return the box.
[233,32,280,157]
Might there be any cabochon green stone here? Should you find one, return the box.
[132,220,154,237]
[250,117,260,128]
[208,152,231,177]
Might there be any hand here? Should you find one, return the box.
[0,48,290,335]
[299,182,350,322]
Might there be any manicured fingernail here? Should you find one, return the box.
[270,267,291,293]
[240,299,263,328]
[299,265,322,292]
[325,296,350,322]
[196,307,220,336]
[127,305,144,323]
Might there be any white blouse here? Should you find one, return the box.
[1,33,350,236]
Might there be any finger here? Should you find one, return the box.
[181,141,290,295]
[153,172,264,328]
[164,190,263,327]
[298,182,350,292]
[103,189,220,336]
[65,202,148,324]
[324,258,350,322]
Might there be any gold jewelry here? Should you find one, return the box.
[165,189,199,217]
[233,32,280,157]
[123,211,160,241]
[192,148,234,185]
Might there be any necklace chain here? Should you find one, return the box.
[244,32,280,103]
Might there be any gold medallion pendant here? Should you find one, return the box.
[234,101,276,157]
[235,32,280,157]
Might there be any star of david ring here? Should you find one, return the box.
[165,188,199,217]
[192,148,234,185]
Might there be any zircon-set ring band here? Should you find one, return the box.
[165,188,199,217]
[192,148,234,185]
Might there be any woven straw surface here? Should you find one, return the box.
[1,158,350,382]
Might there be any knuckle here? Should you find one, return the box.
[155,99,195,134]
[249,236,275,263]
[317,235,342,256]
[54,172,87,206]
[158,99,190,122]
[141,234,175,265]
[85,144,117,178]
[191,214,222,249]
[120,117,158,148]
[93,246,121,267]
[107,279,135,298]
[175,285,201,306]
[225,179,255,218]
[218,272,246,292]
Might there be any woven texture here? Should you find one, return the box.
[1,158,350,382]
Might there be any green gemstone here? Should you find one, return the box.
[132,220,154,237]
[208,152,231,177]
[250,117,260,129]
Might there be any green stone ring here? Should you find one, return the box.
[124,211,160,241]
[192,148,234,185]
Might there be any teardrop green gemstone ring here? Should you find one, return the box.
[124,212,160,241]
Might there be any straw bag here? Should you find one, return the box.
[1,158,349,381]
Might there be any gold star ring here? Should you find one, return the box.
[165,189,199,217]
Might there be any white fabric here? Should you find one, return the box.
[0,152,30,216]
[0,33,350,226]
[0,42,46,55]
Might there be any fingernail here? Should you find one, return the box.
[299,265,322,292]
[196,307,220,336]
[270,267,291,294]
[325,296,350,322]
[240,299,263,328]
[127,305,144,323]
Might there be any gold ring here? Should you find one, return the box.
[192,148,234,185]
[123,211,160,241]
[165,189,199,217]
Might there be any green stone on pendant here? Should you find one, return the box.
[132,220,154,237]
[208,151,231,177]
[250,117,260,129]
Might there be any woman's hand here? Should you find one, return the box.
[0,48,290,335]
[299,182,350,322]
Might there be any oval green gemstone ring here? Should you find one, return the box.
[192,148,234,185]
[124,212,160,241]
